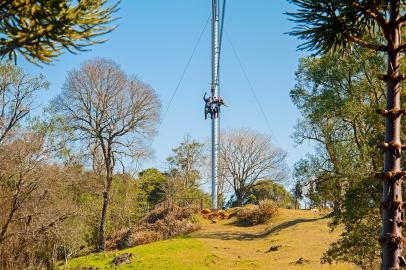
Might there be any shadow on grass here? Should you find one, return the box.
[195,215,329,241]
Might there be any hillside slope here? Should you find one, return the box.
[65,209,360,270]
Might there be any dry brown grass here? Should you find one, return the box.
[192,208,360,270]
[111,206,201,250]
[236,199,278,225]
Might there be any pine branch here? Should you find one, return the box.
[351,2,389,39]
[345,33,387,52]
[351,2,388,29]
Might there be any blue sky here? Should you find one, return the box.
[20,0,313,185]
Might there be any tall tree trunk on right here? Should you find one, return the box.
[377,1,405,269]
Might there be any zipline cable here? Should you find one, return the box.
[225,30,280,146]
[158,15,210,129]
[219,0,226,59]
[217,0,226,96]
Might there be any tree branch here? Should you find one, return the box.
[351,2,388,36]
[344,33,387,52]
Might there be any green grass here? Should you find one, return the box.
[63,236,213,270]
[65,209,360,270]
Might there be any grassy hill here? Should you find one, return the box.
[64,209,360,270]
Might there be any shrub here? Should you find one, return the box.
[237,199,278,225]
[113,206,200,250]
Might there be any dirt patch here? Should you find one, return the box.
[201,209,230,223]
[112,253,134,266]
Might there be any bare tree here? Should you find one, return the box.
[0,61,47,145]
[220,128,287,207]
[53,58,160,251]
[0,132,47,247]
[0,131,75,269]
[216,165,229,209]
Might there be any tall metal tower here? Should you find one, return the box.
[211,0,220,210]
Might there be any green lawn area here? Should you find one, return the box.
[64,209,360,270]
[64,236,214,270]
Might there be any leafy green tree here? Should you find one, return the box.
[138,168,166,207]
[321,177,382,270]
[0,0,118,64]
[288,2,406,267]
[166,135,204,191]
[290,46,387,268]
[248,179,294,208]
[291,180,303,210]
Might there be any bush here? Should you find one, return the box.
[237,199,278,225]
[113,206,200,250]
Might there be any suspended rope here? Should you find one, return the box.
[225,30,280,146]
[218,0,226,93]
[219,0,226,59]
[158,14,210,129]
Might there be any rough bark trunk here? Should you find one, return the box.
[96,190,109,251]
[380,1,405,269]
[235,191,244,207]
[96,165,113,252]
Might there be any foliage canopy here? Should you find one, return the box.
[0,0,118,63]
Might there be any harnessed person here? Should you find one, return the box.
[204,93,227,120]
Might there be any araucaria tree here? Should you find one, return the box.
[288,1,406,268]
[53,58,160,251]
[0,0,118,64]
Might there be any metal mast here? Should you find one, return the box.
[211,0,220,210]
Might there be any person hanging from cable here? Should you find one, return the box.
[211,96,218,119]
[212,95,227,119]
[203,92,213,120]
[217,96,227,107]
[204,92,227,120]
[216,96,227,115]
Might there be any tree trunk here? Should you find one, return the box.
[380,1,405,269]
[235,191,244,207]
[97,164,113,251]
[63,249,72,270]
[97,190,109,251]
[217,192,223,210]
